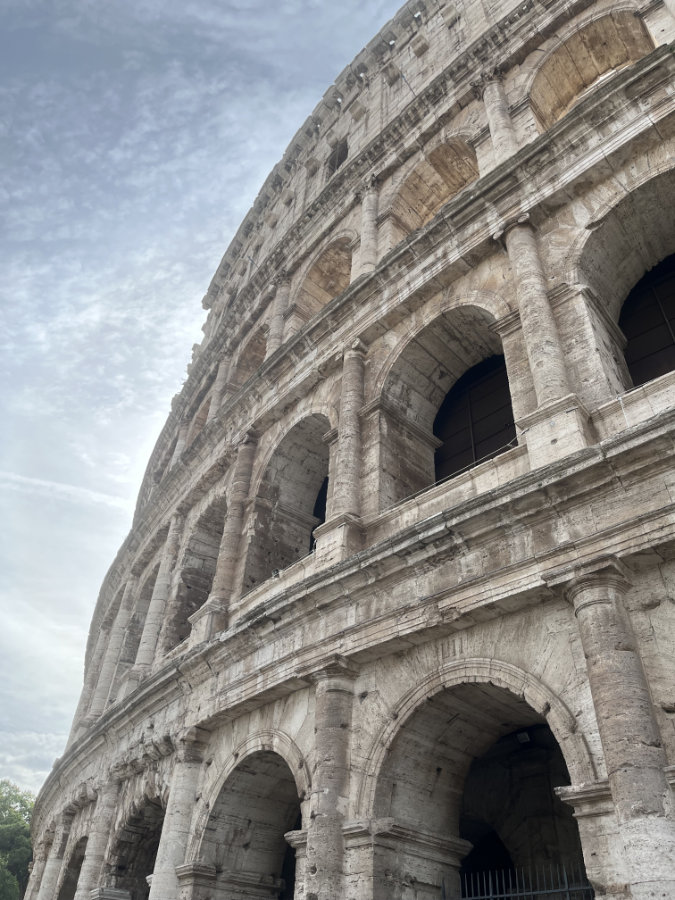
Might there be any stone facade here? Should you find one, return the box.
[28,2,675,899]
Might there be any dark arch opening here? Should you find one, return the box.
[619,253,675,388]
[56,837,88,900]
[327,139,348,177]
[196,751,302,899]
[433,355,516,482]
[373,683,591,899]
[106,798,164,899]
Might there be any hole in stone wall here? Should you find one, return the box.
[326,139,348,177]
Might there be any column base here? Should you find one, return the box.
[313,513,364,564]
[89,891,132,900]
[517,393,592,469]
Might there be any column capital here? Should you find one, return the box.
[176,726,210,763]
[546,556,631,607]
[304,654,360,685]
[471,66,504,98]
[343,338,368,360]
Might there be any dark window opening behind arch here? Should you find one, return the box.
[619,254,675,388]
[327,139,348,176]
[309,476,328,552]
[433,355,516,482]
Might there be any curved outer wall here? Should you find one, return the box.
[28,2,675,900]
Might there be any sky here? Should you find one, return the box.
[0,0,406,795]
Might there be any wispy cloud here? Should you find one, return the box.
[0,471,131,510]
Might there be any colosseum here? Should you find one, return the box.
[27,1,675,898]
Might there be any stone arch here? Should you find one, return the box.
[188,742,304,900]
[357,660,595,897]
[529,10,654,130]
[56,835,88,900]
[107,562,160,705]
[184,394,211,449]
[189,729,311,862]
[240,413,332,593]
[230,325,268,390]
[105,784,166,899]
[388,139,479,241]
[293,236,353,321]
[159,493,227,653]
[375,303,517,507]
[570,168,675,394]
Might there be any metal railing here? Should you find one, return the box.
[458,861,594,900]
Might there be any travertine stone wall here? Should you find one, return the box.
[29,1,675,899]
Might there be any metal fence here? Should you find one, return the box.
[459,861,594,899]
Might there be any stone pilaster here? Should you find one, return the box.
[333,341,366,519]
[502,219,589,466]
[265,276,290,358]
[357,178,379,276]
[564,558,675,900]
[24,839,50,900]
[148,727,209,900]
[206,359,231,423]
[305,657,358,900]
[480,71,519,161]
[72,781,120,900]
[87,577,138,719]
[36,811,74,900]
[189,434,257,643]
[127,513,184,686]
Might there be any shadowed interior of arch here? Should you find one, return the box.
[197,750,301,898]
[106,798,165,899]
[296,238,352,320]
[373,683,589,898]
[389,140,478,242]
[241,414,331,593]
[380,305,515,509]
[56,837,88,900]
[530,11,654,130]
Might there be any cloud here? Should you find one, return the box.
[0,471,131,510]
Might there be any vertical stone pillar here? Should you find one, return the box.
[87,577,138,719]
[265,276,291,358]
[148,727,208,900]
[24,840,50,900]
[357,177,379,277]
[206,359,231,423]
[128,513,184,683]
[480,72,518,161]
[332,341,366,519]
[36,811,74,900]
[170,424,189,468]
[566,558,675,900]
[72,781,120,900]
[305,658,358,900]
[503,220,570,407]
[66,614,115,744]
[189,434,257,642]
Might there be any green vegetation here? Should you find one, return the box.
[0,781,34,900]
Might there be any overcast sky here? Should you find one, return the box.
[0,0,406,794]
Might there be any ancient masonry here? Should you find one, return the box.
[28,1,675,898]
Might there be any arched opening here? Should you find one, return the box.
[575,171,675,400]
[56,837,87,900]
[185,395,211,450]
[389,140,478,241]
[296,239,352,320]
[160,496,227,653]
[373,683,591,899]
[198,751,302,898]
[379,306,515,509]
[106,798,165,899]
[231,327,268,389]
[241,415,330,593]
[107,564,159,706]
[327,139,348,177]
[619,253,675,388]
[530,12,654,130]
[434,355,516,482]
